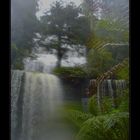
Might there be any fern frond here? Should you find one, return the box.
[76,112,129,140]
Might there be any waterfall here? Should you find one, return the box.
[99,79,127,97]
[107,80,115,107]
[95,79,127,109]
[11,70,69,140]
[11,70,24,140]
[11,45,86,140]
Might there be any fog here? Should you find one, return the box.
[36,0,82,17]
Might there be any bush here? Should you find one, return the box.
[86,49,114,77]
[88,95,99,116]
[53,66,87,78]
[116,63,129,80]
[117,88,129,112]
[100,97,113,114]
[88,95,114,115]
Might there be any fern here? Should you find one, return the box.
[66,109,93,128]
[88,95,99,116]
[76,112,129,140]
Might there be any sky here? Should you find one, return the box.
[36,0,82,18]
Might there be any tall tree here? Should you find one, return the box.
[39,1,91,67]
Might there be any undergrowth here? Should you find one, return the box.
[64,88,129,140]
[76,112,129,140]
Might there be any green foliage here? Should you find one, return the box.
[88,88,129,115]
[11,43,33,69]
[105,45,129,64]
[40,1,91,67]
[88,95,114,115]
[117,88,129,112]
[40,1,90,45]
[11,43,24,69]
[100,97,113,114]
[88,96,99,116]
[63,101,83,111]
[116,63,129,80]
[66,109,93,128]
[53,67,87,78]
[66,88,129,140]
[86,49,114,77]
[95,19,129,43]
[76,112,129,140]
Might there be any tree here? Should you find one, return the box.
[39,1,91,67]
[86,48,114,78]
[80,0,129,49]
[11,0,39,69]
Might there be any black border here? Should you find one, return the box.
[130,0,140,139]
[0,0,10,139]
[0,0,140,140]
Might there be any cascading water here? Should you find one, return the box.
[11,70,24,140]
[11,47,83,140]
[11,70,77,140]
[99,79,127,97]
[92,79,127,110]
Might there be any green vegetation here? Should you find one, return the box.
[88,96,99,116]
[53,66,87,78]
[76,112,129,140]
[11,43,25,69]
[86,48,114,77]
[116,64,129,80]
[88,95,116,116]
[64,88,129,140]
[66,110,93,128]
[12,0,129,139]
[63,101,83,111]
[39,1,91,67]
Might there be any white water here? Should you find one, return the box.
[11,45,86,140]
[99,79,126,97]
[11,70,77,140]
[11,70,24,140]
[95,79,127,109]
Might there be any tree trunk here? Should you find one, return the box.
[56,57,62,68]
[56,35,62,68]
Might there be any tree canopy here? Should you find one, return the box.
[38,1,91,67]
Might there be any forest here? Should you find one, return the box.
[11,0,129,140]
